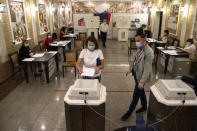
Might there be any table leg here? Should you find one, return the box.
[63,47,66,62]
[164,55,170,74]
[155,49,159,73]
[55,54,59,73]
[44,62,49,83]
[23,63,29,83]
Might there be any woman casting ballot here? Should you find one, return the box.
[76,36,104,81]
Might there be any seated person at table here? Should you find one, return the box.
[60,26,68,40]
[44,33,53,51]
[137,24,146,35]
[18,39,33,65]
[18,39,41,76]
[181,75,197,95]
[52,32,58,41]
[76,36,104,82]
[180,39,196,61]
[161,30,169,44]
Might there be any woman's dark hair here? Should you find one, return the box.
[164,30,169,35]
[60,27,66,32]
[85,36,99,49]
[52,33,57,40]
[187,38,194,44]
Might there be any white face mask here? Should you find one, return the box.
[25,43,29,47]
[48,36,52,38]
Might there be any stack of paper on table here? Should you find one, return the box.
[22,58,35,62]
[162,50,178,55]
[32,53,45,58]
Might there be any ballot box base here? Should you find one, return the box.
[147,92,197,131]
[65,102,105,131]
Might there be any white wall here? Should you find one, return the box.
[0,23,9,63]
[73,13,149,39]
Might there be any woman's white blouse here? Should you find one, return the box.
[79,49,104,77]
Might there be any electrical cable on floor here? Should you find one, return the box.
[148,106,180,126]
[174,106,183,131]
[87,105,123,129]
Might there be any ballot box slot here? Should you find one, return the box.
[79,92,89,104]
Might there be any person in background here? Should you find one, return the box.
[18,39,33,65]
[60,26,68,40]
[44,33,53,51]
[181,75,197,95]
[180,39,196,61]
[99,19,109,48]
[137,24,146,36]
[76,36,104,82]
[18,40,41,76]
[52,33,58,41]
[121,34,154,121]
[161,30,169,43]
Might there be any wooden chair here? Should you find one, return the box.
[8,51,21,75]
[62,51,77,78]
[168,38,174,46]
[38,40,45,52]
[79,33,87,41]
[173,39,180,47]
[74,40,84,51]
[190,51,197,75]
[128,39,137,55]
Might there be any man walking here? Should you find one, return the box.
[99,19,109,48]
[121,34,154,121]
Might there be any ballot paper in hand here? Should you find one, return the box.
[81,67,95,77]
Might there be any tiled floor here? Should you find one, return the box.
[0,39,174,131]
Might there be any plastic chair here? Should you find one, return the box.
[62,51,77,78]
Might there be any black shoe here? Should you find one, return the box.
[103,45,106,48]
[136,107,147,113]
[38,69,43,73]
[34,73,42,77]
[121,113,131,121]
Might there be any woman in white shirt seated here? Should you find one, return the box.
[76,36,104,81]
[161,30,170,46]
[180,39,196,61]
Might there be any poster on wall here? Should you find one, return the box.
[8,0,28,43]
[38,4,49,35]
[53,4,59,30]
[67,1,73,26]
[193,9,197,42]
[61,3,67,26]
[168,4,180,35]
[78,18,85,26]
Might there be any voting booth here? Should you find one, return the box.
[85,16,100,39]
[116,16,130,41]
[147,79,197,131]
[64,79,106,131]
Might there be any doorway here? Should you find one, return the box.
[153,11,163,39]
